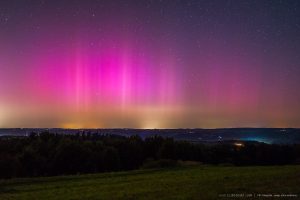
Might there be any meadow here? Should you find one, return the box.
[0,165,299,200]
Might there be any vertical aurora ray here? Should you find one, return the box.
[0,0,299,128]
[21,36,183,128]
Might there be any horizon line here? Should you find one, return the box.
[0,127,299,130]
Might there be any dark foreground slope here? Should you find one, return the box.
[0,165,300,200]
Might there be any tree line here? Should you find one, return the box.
[0,132,299,179]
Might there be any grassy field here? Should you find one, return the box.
[0,165,300,200]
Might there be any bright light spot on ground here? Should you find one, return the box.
[234,142,245,147]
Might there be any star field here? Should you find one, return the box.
[0,0,300,128]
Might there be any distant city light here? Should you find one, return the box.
[234,142,245,147]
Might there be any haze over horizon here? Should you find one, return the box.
[0,0,300,128]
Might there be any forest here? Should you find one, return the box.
[0,132,299,179]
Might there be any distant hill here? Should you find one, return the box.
[1,128,300,144]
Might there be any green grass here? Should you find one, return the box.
[0,165,300,200]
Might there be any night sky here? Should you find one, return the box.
[0,0,300,128]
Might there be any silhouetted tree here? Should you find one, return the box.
[0,132,299,179]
